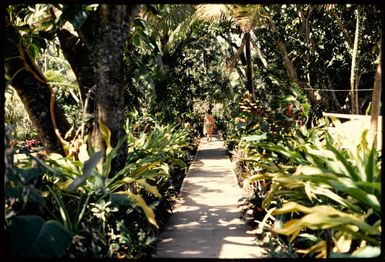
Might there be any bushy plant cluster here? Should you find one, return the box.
[224,91,309,155]
[226,103,381,258]
[4,113,196,259]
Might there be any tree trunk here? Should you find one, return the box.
[57,29,96,107]
[57,29,96,134]
[263,10,324,108]
[90,5,139,173]
[250,34,268,68]
[350,8,361,114]
[5,19,70,154]
[245,32,254,96]
[369,50,381,148]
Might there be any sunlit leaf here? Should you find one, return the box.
[136,179,162,198]
[352,246,381,258]
[99,120,112,155]
[115,191,159,229]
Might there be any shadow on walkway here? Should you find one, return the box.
[154,135,266,259]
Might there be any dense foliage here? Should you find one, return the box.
[5,116,196,258]
[4,3,381,259]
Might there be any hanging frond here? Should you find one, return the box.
[152,5,197,37]
[226,34,247,71]
[195,4,230,22]
[167,9,202,51]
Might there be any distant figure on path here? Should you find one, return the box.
[204,109,215,142]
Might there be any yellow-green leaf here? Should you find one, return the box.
[136,179,162,198]
[99,120,112,155]
[115,191,159,229]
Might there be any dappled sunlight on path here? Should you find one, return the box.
[154,135,265,258]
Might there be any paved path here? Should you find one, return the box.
[154,135,265,259]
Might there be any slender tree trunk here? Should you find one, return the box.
[350,8,360,114]
[250,34,268,68]
[370,50,381,148]
[263,10,323,107]
[245,32,254,96]
[5,19,70,154]
[264,13,300,83]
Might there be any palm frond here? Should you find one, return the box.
[195,4,230,22]
[153,5,196,36]
[226,34,246,71]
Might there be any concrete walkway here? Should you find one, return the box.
[154,135,265,259]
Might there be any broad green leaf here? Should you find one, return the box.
[241,133,267,142]
[46,186,72,230]
[8,215,73,257]
[328,143,361,181]
[342,188,381,215]
[46,153,78,176]
[355,181,381,195]
[172,158,187,169]
[365,146,377,186]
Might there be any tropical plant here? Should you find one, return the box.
[5,115,194,258]
[240,123,381,258]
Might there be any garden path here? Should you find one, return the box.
[154,135,265,259]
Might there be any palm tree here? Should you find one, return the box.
[195,4,267,98]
